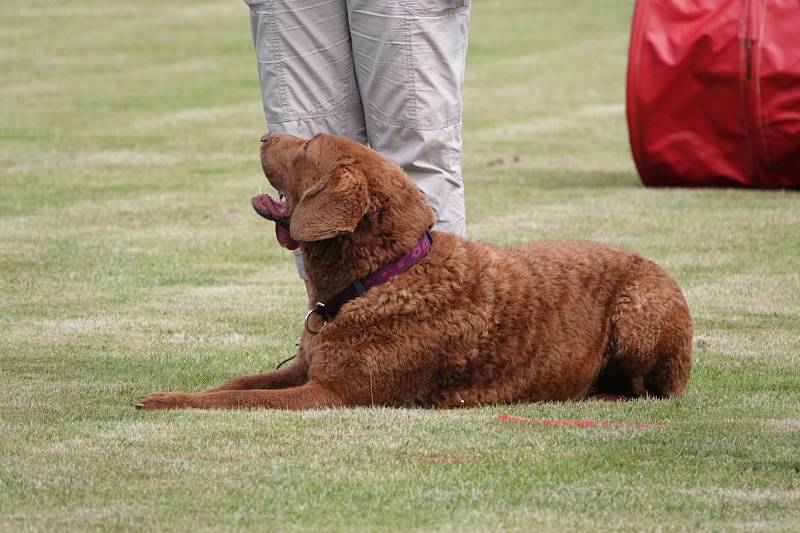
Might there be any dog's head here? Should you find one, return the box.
[253,132,435,254]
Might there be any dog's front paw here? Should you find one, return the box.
[136,391,198,410]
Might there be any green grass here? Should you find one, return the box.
[2,0,799,530]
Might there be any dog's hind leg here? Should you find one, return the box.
[641,300,693,397]
[597,262,692,399]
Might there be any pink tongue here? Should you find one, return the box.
[275,224,299,250]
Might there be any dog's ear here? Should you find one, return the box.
[290,166,369,242]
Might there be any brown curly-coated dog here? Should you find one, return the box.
[137,133,692,410]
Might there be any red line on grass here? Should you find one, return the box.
[417,456,475,464]
[497,415,664,429]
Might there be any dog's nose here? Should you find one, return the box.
[260,132,271,143]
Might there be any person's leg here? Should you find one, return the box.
[346,0,471,236]
[245,0,367,142]
[245,0,367,293]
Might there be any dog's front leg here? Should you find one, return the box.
[202,357,308,393]
[136,380,345,410]
[203,333,314,392]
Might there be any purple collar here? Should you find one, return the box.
[307,231,433,327]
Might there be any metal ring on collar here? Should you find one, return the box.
[304,304,326,336]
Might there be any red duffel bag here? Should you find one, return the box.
[626,0,800,188]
